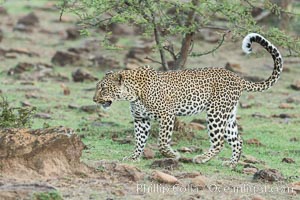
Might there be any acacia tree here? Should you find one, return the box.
[59,0,300,71]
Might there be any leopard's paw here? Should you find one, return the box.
[122,155,140,162]
[222,160,237,169]
[193,155,210,164]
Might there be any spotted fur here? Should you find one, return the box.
[93,33,283,168]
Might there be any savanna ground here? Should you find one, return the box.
[0,1,299,200]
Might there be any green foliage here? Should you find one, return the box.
[59,0,300,58]
[0,96,36,128]
[32,191,63,200]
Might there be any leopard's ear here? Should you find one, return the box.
[105,71,113,75]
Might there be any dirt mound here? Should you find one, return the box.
[0,127,91,179]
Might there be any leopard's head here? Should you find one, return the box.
[93,71,136,108]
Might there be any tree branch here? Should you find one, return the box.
[190,31,228,57]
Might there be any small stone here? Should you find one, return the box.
[72,68,98,82]
[290,137,299,142]
[243,167,258,175]
[286,96,300,104]
[66,27,81,40]
[178,157,193,163]
[150,158,180,170]
[243,155,261,164]
[251,195,266,200]
[17,12,39,26]
[68,104,80,109]
[253,169,284,182]
[0,7,8,15]
[51,51,81,66]
[246,138,263,146]
[143,147,155,159]
[175,172,201,179]
[114,164,144,182]
[191,175,208,189]
[60,84,70,95]
[291,80,300,91]
[240,102,252,109]
[279,103,294,109]
[34,113,51,119]
[151,170,178,184]
[80,105,98,113]
[20,101,32,107]
[289,182,300,194]
[282,157,295,164]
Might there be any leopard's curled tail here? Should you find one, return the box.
[241,33,283,92]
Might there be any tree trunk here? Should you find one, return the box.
[174,0,199,70]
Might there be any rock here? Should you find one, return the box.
[289,182,300,194]
[243,155,261,164]
[17,12,39,26]
[51,51,81,66]
[0,127,90,179]
[80,105,98,113]
[191,175,208,189]
[0,183,57,200]
[150,158,180,170]
[253,169,285,182]
[7,62,34,75]
[66,27,81,40]
[178,157,193,163]
[286,96,300,104]
[279,103,294,109]
[143,147,155,159]
[290,137,299,142]
[60,84,70,95]
[68,47,89,54]
[68,104,80,109]
[89,55,120,69]
[126,46,152,60]
[72,68,98,82]
[291,80,300,91]
[240,102,252,109]
[188,122,206,131]
[20,101,32,107]
[251,112,268,118]
[13,24,33,32]
[271,113,298,119]
[151,170,178,184]
[112,136,132,144]
[114,164,144,182]
[246,138,263,146]
[251,195,266,200]
[243,167,258,175]
[34,113,51,119]
[175,172,201,179]
[0,7,8,15]
[6,48,39,57]
[281,157,295,164]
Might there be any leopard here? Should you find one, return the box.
[93,33,283,168]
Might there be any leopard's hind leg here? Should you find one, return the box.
[193,104,229,164]
[223,105,243,168]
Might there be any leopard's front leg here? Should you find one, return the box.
[158,115,180,159]
[123,118,150,161]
